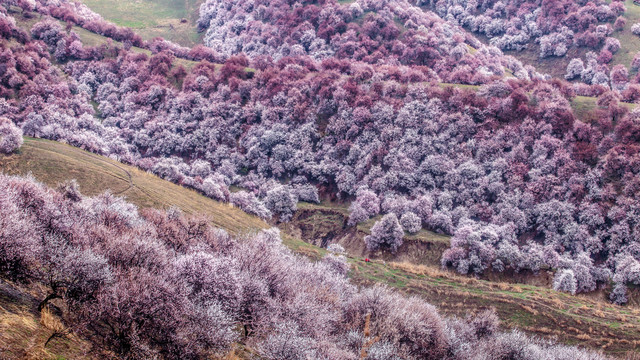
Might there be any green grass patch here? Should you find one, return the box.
[438,82,480,91]
[297,200,350,215]
[76,0,205,47]
[510,310,536,327]
[611,0,640,69]
[571,96,638,123]
[571,96,600,122]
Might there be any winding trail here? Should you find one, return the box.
[81,151,133,195]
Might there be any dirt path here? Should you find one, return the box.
[81,151,133,195]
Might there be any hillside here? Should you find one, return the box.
[1,138,639,357]
[0,278,94,359]
[78,0,640,81]
[2,0,640,357]
[0,137,267,235]
[611,0,640,70]
[423,0,640,83]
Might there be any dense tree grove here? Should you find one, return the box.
[2,0,640,301]
[197,0,541,84]
[0,173,612,359]
[428,0,620,59]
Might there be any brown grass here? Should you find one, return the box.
[0,280,93,359]
[220,346,243,360]
[40,308,68,347]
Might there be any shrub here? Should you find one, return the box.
[609,283,628,305]
[604,37,621,54]
[0,118,23,154]
[294,183,319,203]
[470,309,499,338]
[365,214,404,253]
[597,49,612,64]
[30,19,64,47]
[265,185,298,222]
[229,191,271,219]
[565,58,584,80]
[400,212,422,234]
[614,16,627,31]
[327,243,346,254]
[0,173,615,357]
[632,52,640,71]
[321,253,349,276]
[348,188,380,226]
[553,269,577,295]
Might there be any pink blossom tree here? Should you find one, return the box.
[0,118,23,154]
[365,213,404,253]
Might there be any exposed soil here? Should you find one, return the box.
[281,207,450,267]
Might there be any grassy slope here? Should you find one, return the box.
[0,138,267,235]
[438,83,638,122]
[414,3,589,79]
[76,0,204,47]
[571,95,638,122]
[351,261,640,356]
[612,0,640,71]
[8,9,200,72]
[1,139,639,356]
[477,33,592,80]
[11,7,628,122]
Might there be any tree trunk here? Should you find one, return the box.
[44,332,63,347]
[38,293,61,312]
